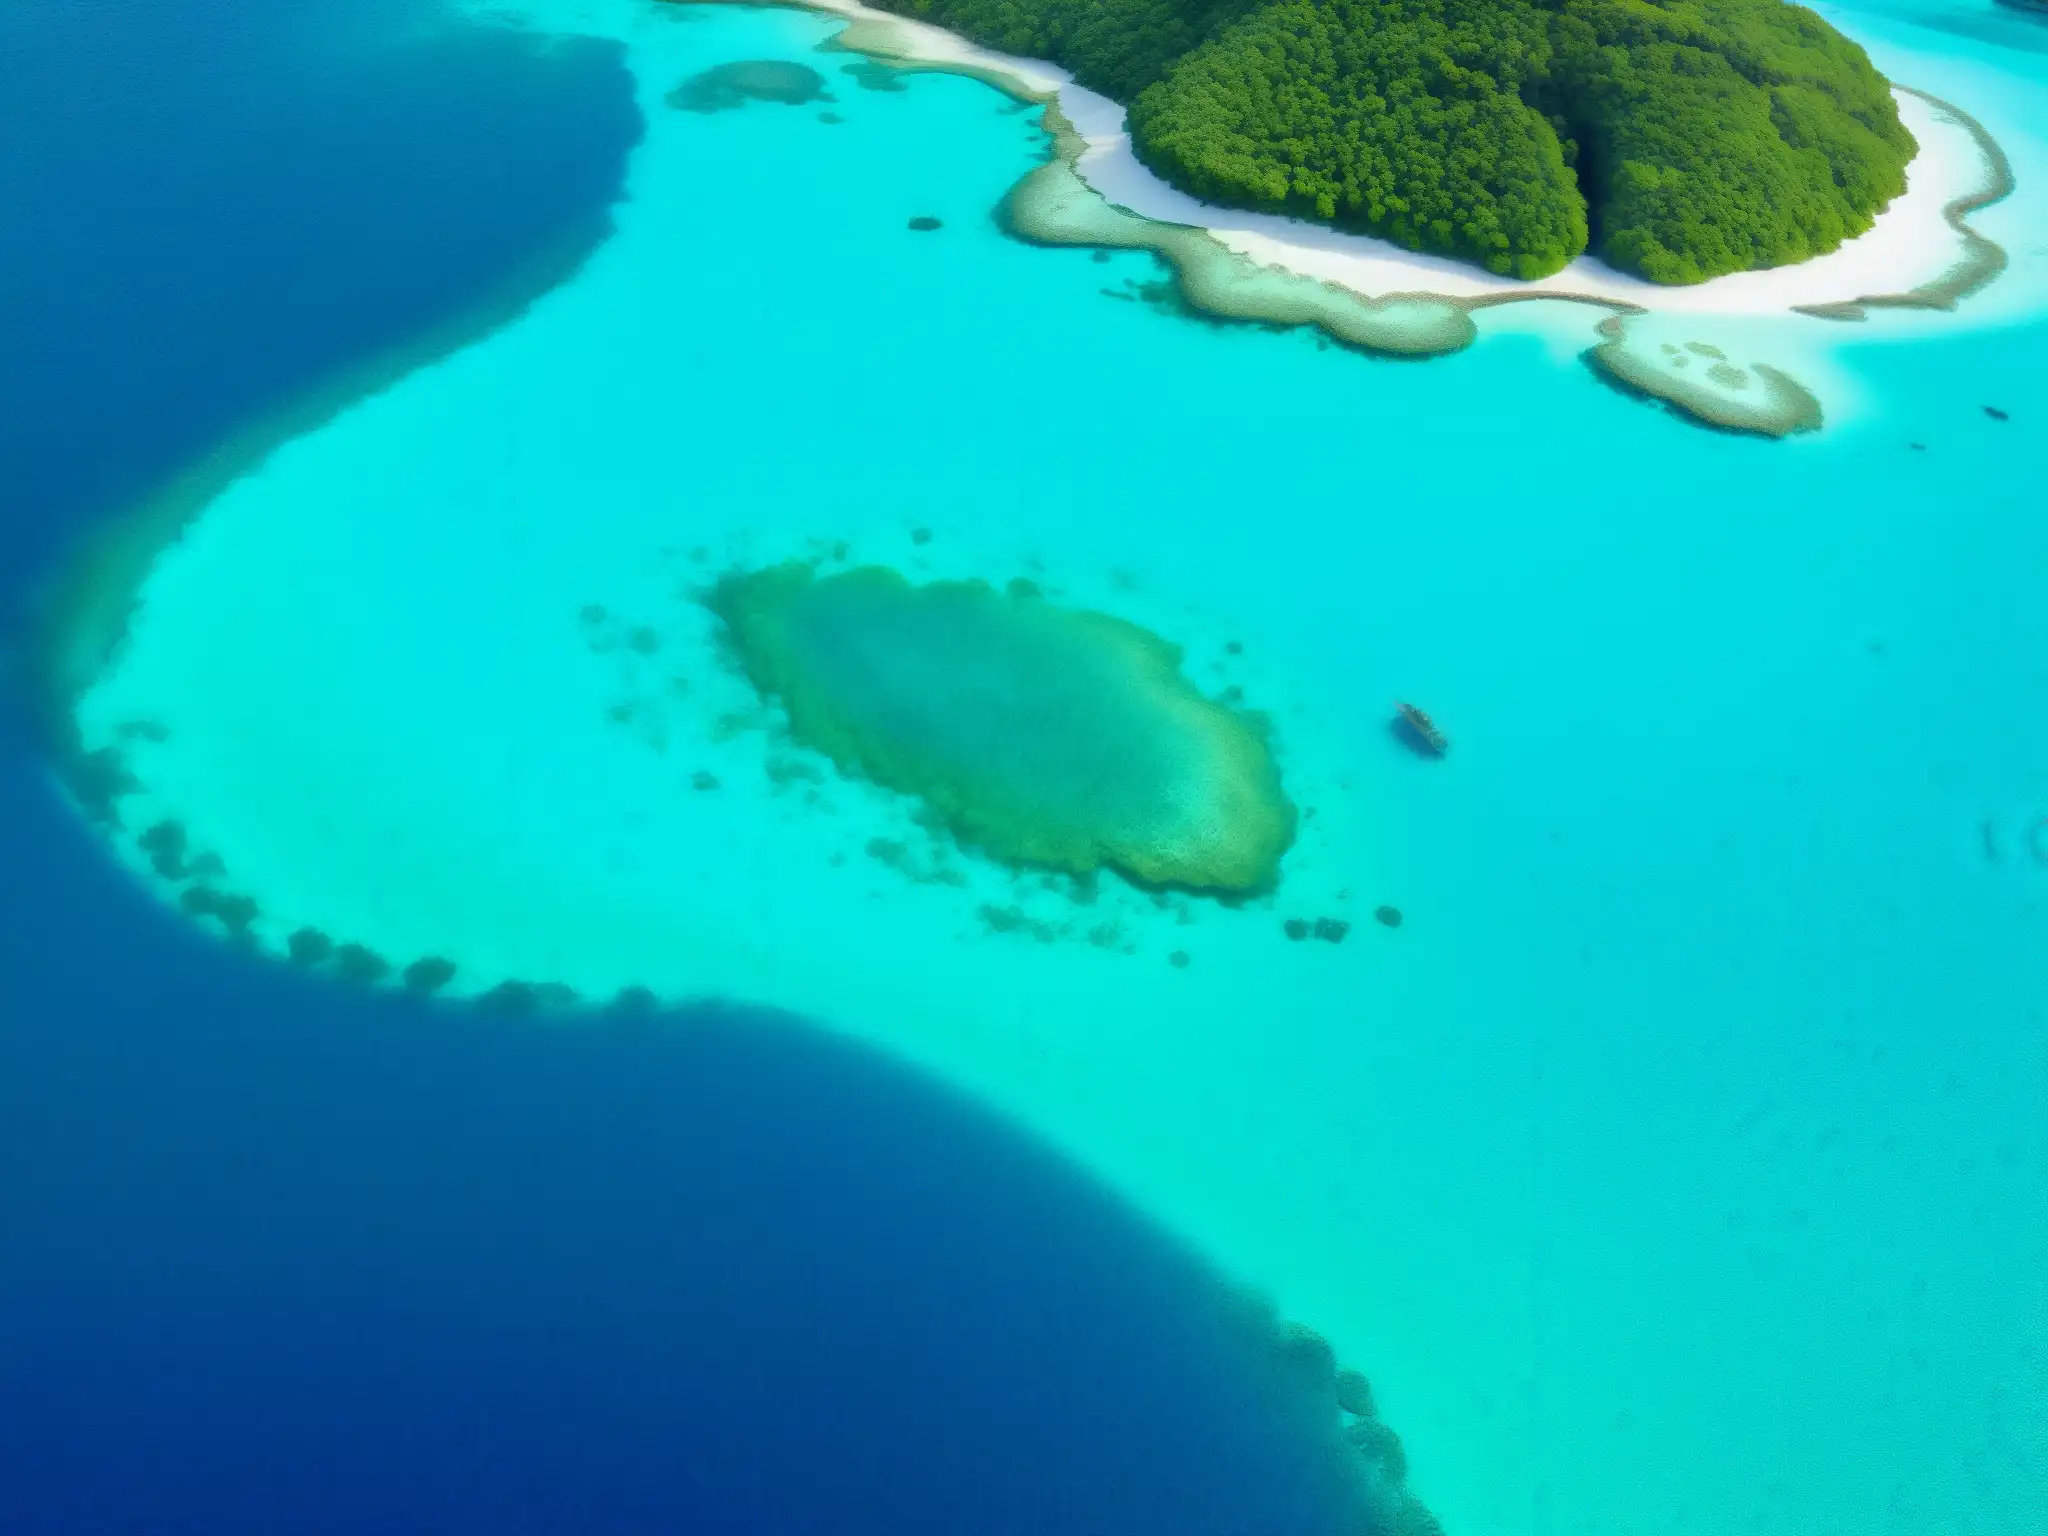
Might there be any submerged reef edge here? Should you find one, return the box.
[705,561,1299,895]
[18,207,626,825]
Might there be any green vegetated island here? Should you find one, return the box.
[867,0,1916,283]
[710,563,1297,892]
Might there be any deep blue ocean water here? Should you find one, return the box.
[0,4,1369,1531]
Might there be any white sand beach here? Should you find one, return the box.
[1073,85,1998,314]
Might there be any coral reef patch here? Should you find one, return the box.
[1259,1318,1445,1536]
[1586,317,1823,437]
[707,562,1296,892]
[667,59,832,113]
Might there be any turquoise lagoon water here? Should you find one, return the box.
[59,2,2048,1534]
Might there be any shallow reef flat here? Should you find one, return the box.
[1585,317,1826,437]
[48,4,2048,1536]
[710,562,1296,891]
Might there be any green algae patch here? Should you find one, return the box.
[708,563,1295,892]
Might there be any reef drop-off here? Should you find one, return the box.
[708,563,1296,892]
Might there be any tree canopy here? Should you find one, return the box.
[871,0,1915,282]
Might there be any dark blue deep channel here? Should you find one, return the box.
[0,3,1366,1532]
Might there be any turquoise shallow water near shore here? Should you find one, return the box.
[49,1,2048,1534]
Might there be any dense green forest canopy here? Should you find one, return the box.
[870,0,1916,282]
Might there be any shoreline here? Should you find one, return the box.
[1793,86,2017,319]
[802,0,2011,323]
[800,0,2014,433]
